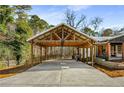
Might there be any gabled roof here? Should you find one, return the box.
[27,23,96,42]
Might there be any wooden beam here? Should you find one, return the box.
[77,47,79,55]
[91,46,94,66]
[86,48,88,64]
[40,46,42,63]
[64,32,72,40]
[31,41,34,65]
[50,32,52,40]
[53,32,61,40]
[94,45,96,62]
[45,47,47,60]
[82,48,84,62]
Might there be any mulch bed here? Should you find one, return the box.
[0,73,17,78]
[94,64,124,78]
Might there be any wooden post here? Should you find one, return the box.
[86,48,88,64]
[91,46,94,66]
[94,45,96,62]
[45,47,47,60]
[54,47,55,59]
[73,47,75,56]
[80,48,82,61]
[40,46,42,63]
[83,48,85,62]
[50,46,52,59]
[77,47,79,55]
[31,41,34,65]
[90,47,92,61]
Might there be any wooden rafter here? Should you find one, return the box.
[64,32,73,40]
[53,32,61,40]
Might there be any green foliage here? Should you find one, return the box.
[16,20,33,39]
[83,27,98,36]
[46,25,55,29]
[0,5,34,66]
[29,15,48,35]
[0,5,53,67]
[0,24,7,33]
[102,28,112,36]
[13,5,32,20]
[0,5,14,24]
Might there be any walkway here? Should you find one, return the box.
[0,59,124,87]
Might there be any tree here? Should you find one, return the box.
[0,42,13,67]
[0,6,14,34]
[29,15,48,35]
[90,17,103,36]
[90,17,103,31]
[64,9,86,29]
[47,24,55,29]
[83,27,98,36]
[64,9,103,36]
[0,5,33,65]
[83,27,93,36]
[102,28,113,36]
[13,5,32,20]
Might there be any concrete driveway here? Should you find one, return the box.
[0,59,124,87]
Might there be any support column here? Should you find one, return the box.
[115,45,118,57]
[90,47,92,61]
[106,42,111,60]
[50,47,52,59]
[53,47,55,59]
[98,45,102,57]
[94,45,96,62]
[91,46,94,66]
[83,48,85,62]
[31,41,34,65]
[86,48,88,64]
[40,46,42,63]
[77,47,79,55]
[45,47,47,60]
[81,48,83,61]
[122,42,124,60]
[73,47,75,55]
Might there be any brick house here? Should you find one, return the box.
[93,34,124,60]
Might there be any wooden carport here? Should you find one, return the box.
[27,23,96,66]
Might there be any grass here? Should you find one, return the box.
[94,64,124,78]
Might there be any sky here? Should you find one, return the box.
[28,5,124,29]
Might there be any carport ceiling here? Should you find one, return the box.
[27,23,96,48]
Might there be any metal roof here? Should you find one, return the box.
[91,36,113,42]
[91,33,124,42]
